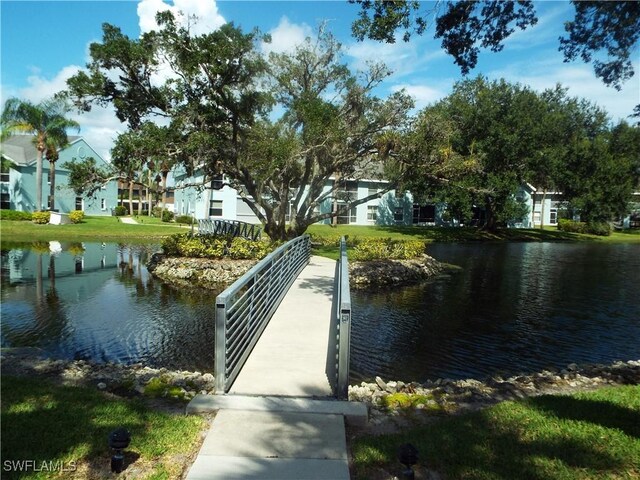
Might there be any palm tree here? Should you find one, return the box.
[1,97,79,211]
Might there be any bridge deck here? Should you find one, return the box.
[228,255,336,397]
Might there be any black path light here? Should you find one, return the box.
[108,427,131,473]
[398,442,419,480]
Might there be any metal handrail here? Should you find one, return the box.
[336,236,352,399]
[198,219,262,240]
[214,235,310,393]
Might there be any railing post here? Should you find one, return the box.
[214,297,228,393]
[337,237,351,399]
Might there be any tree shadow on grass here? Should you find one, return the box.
[526,394,640,440]
[0,376,181,479]
[353,392,640,480]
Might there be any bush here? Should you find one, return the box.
[69,210,84,224]
[0,210,32,221]
[586,221,611,236]
[152,206,164,218]
[351,238,425,261]
[175,215,194,225]
[227,237,272,260]
[557,219,611,236]
[114,205,127,216]
[161,233,274,259]
[162,210,175,223]
[31,211,50,224]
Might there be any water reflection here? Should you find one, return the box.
[1,242,218,372]
[351,243,640,382]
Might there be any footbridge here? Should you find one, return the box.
[186,235,364,480]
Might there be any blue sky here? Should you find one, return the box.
[1,0,638,161]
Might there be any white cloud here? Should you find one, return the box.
[137,0,225,36]
[346,37,445,79]
[487,57,640,123]
[262,16,313,55]
[390,84,447,110]
[5,66,126,162]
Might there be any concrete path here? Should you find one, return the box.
[185,255,358,480]
[119,216,138,224]
[229,255,337,397]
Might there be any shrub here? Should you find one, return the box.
[152,206,164,218]
[162,210,175,223]
[0,210,32,221]
[114,205,127,216]
[558,219,586,234]
[586,221,611,236]
[175,215,194,225]
[69,210,84,224]
[227,237,272,260]
[161,233,274,259]
[31,211,50,224]
[351,238,425,261]
[557,219,611,236]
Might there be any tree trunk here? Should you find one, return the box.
[48,160,56,211]
[128,181,134,215]
[540,190,547,229]
[137,183,143,216]
[35,149,44,211]
[531,191,537,228]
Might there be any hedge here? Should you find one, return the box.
[557,219,611,236]
[161,233,274,260]
[351,238,426,261]
[0,210,32,221]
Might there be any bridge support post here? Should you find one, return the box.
[214,299,228,393]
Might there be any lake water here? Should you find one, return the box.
[1,242,218,372]
[1,241,639,381]
[351,242,640,382]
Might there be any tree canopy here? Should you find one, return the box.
[350,0,640,89]
[64,15,415,239]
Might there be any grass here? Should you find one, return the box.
[307,225,640,259]
[351,385,640,480]
[0,216,188,243]
[0,375,207,479]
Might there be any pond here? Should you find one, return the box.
[2,241,639,382]
[351,242,640,382]
[1,242,217,372]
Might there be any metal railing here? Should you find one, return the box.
[335,236,352,399]
[198,219,262,240]
[214,235,311,393]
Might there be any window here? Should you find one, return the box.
[0,164,9,183]
[332,202,357,224]
[368,184,379,196]
[412,204,435,224]
[101,198,106,210]
[211,174,224,190]
[1,193,10,210]
[367,205,377,222]
[75,197,83,211]
[335,180,358,202]
[533,212,541,224]
[549,208,558,225]
[395,189,404,199]
[209,200,223,217]
[394,207,404,222]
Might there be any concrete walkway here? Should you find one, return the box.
[185,255,361,480]
[119,216,138,224]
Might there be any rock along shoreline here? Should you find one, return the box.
[3,348,637,419]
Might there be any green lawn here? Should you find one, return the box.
[351,385,640,480]
[0,376,207,479]
[0,216,188,243]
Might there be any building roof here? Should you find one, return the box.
[0,135,82,166]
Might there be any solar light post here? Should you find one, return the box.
[398,443,418,480]
[109,428,131,473]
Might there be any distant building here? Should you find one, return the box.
[1,135,117,214]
